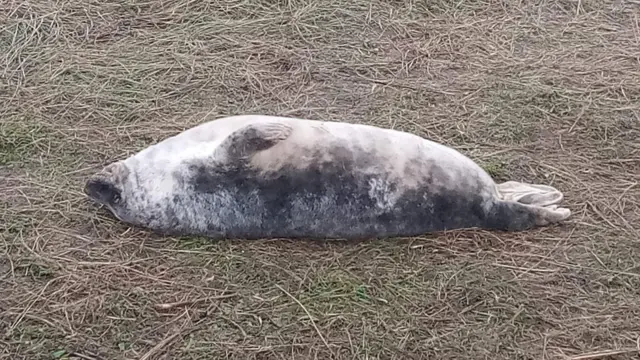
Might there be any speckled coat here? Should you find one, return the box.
[84,115,571,240]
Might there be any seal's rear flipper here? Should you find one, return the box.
[496,181,564,208]
[486,200,571,231]
[216,122,293,161]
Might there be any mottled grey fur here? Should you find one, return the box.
[84,115,571,240]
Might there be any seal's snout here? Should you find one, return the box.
[84,161,129,205]
[84,173,121,206]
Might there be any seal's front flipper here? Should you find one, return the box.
[217,122,293,160]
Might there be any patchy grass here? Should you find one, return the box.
[480,159,509,181]
[2,0,640,359]
[0,121,47,165]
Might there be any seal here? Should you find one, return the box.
[84,115,571,240]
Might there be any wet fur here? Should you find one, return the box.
[84,115,569,239]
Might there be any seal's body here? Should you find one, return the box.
[84,115,571,239]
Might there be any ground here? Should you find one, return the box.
[1,0,639,359]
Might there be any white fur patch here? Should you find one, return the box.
[368,178,400,210]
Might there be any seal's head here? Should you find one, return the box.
[84,161,138,224]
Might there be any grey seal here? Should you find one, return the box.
[84,115,571,240]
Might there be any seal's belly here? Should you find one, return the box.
[187,165,489,239]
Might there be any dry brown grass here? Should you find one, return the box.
[2,0,640,359]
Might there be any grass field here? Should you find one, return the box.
[2,0,640,359]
